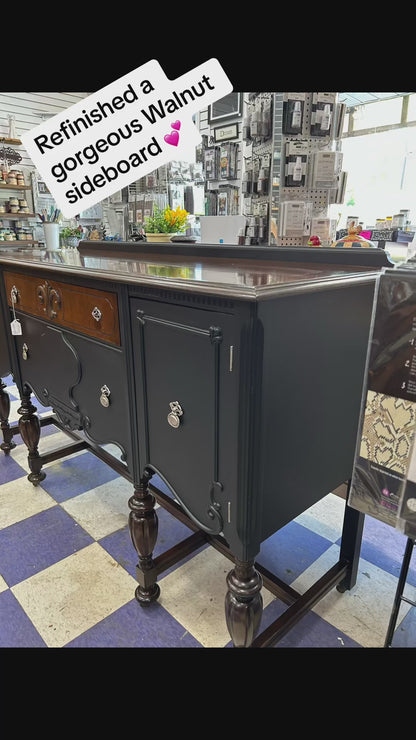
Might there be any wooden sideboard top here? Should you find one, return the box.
[0,241,393,301]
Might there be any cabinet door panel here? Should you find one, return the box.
[13,313,132,471]
[69,334,132,470]
[14,312,82,426]
[131,297,238,536]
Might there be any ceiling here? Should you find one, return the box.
[338,92,412,110]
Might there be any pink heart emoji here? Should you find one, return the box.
[164,130,179,146]
[171,120,181,130]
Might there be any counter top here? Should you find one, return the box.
[0,241,392,301]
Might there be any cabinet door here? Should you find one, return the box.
[13,312,132,472]
[0,323,11,378]
[131,297,239,537]
[14,312,82,427]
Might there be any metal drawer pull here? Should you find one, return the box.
[92,307,102,322]
[22,343,29,360]
[100,385,111,407]
[167,401,183,428]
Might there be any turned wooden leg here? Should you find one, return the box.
[0,379,16,453]
[128,468,160,605]
[225,558,263,647]
[17,388,45,485]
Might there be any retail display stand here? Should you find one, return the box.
[349,262,416,646]
[384,537,416,647]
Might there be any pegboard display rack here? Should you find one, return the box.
[241,93,273,244]
[271,92,344,246]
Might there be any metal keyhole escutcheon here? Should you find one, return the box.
[167,401,183,428]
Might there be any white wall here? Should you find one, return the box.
[0,92,90,169]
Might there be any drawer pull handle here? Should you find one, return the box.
[92,307,102,322]
[100,384,111,407]
[22,343,29,361]
[167,401,183,428]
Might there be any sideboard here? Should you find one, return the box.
[0,241,392,647]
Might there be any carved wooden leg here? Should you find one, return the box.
[128,468,160,605]
[225,558,263,647]
[17,388,45,485]
[0,379,16,453]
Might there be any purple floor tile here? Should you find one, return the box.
[256,520,333,584]
[0,590,46,647]
[0,452,28,484]
[39,451,120,502]
[0,506,94,587]
[65,598,202,647]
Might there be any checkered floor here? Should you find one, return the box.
[1,374,415,649]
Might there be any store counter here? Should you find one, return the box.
[0,241,392,647]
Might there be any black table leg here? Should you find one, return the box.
[225,558,263,647]
[337,479,365,593]
[0,379,16,453]
[384,537,415,648]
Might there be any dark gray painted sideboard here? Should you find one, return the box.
[0,241,392,647]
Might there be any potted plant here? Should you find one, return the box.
[60,225,83,248]
[144,205,189,242]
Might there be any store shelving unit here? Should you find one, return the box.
[0,182,38,247]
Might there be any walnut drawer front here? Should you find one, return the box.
[4,271,120,346]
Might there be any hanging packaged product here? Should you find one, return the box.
[282,93,306,135]
[220,142,238,179]
[310,93,337,137]
[204,147,220,181]
[260,96,272,139]
[279,201,313,237]
[311,150,343,188]
[249,98,261,139]
[284,140,309,187]
[310,217,333,246]
[241,163,253,195]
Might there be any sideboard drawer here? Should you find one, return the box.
[4,271,120,346]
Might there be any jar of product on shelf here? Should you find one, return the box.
[7,175,17,186]
[19,207,29,213]
[9,197,18,206]
[0,204,5,214]
[9,206,19,214]
[18,199,27,207]
[5,233,16,240]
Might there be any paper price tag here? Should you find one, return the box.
[10,319,22,335]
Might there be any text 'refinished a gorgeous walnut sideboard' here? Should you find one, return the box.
[0,241,392,647]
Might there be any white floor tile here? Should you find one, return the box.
[295,492,347,542]
[290,544,416,647]
[61,476,132,540]
[158,546,275,648]
[11,542,137,647]
[0,574,8,593]
[0,476,56,530]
